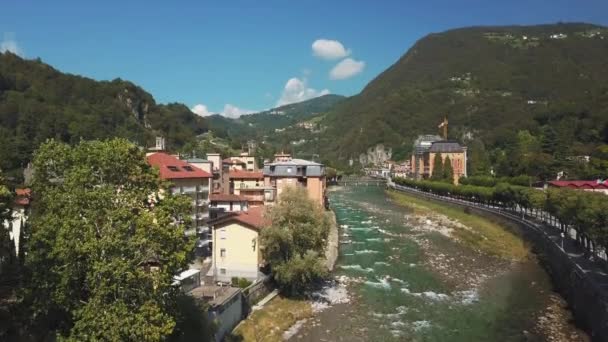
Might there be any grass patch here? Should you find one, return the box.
[229,296,312,342]
[387,190,529,261]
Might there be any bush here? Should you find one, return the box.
[231,277,253,289]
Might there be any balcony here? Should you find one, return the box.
[235,183,267,191]
[181,186,197,194]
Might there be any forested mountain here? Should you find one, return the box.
[207,94,345,141]
[0,52,208,182]
[315,23,608,177]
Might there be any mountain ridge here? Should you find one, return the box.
[315,22,608,168]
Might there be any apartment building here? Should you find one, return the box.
[208,206,267,282]
[229,170,266,206]
[263,153,326,207]
[146,152,212,236]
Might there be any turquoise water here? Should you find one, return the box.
[291,185,583,342]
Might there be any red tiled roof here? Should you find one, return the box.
[15,188,31,196]
[15,188,31,206]
[228,170,263,179]
[549,180,608,189]
[209,206,268,230]
[210,193,249,202]
[147,153,212,180]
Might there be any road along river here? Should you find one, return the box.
[288,185,587,342]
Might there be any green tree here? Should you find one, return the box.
[24,139,196,341]
[0,170,17,339]
[443,156,454,183]
[468,139,491,176]
[261,187,330,296]
[431,154,444,181]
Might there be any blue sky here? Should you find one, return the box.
[2,0,607,117]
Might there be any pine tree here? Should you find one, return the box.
[431,154,444,181]
[443,156,454,183]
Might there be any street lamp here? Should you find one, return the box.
[560,232,565,250]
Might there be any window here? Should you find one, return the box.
[167,166,179,172]
[220,268,226,275]
[183,166,194,172]
[220,229,226,240]
[287,167,293,173]
[220,248,226,257]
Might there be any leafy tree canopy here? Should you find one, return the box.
[24,138,195,341]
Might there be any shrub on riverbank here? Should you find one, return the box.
[261,187,331,297]
[228,296,312,342]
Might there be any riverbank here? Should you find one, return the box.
[387,185,589,341]
[386,189,529,261]
[230,296,313,342]
[325,210,339,271]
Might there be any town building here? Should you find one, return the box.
[392,160,411,179]
[4,188,31,255]
[411,134,442,179]
[263,153,326,206]
[187,158,213,174]
[208,206,267,282]
[146,152,212,236]
[428,141,468,184]
[547,180,608,194]
[410,135,467,184]
[228,170,266,206]
[209,193,249,218]
[206,153,223,194]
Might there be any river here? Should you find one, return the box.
[289,185,586,342]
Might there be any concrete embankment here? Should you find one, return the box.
[325,209,339,271]
[391,184,608,342]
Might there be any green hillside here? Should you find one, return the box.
[317,23,608,176]
[0,52,208,181]
[207,94,345,141]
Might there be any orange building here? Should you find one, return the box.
[262,153,326,207]
[411,138,467,184]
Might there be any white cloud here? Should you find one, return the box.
[0,32,23,56]
[277,77,330,107]
[329,58,365,80]
[312,39,350,60]
[190,103,255,119]
[221,104,255,119]
[191,104,212,117]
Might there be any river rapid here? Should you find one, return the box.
[288,185,586,342]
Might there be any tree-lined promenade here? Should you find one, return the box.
[393,177,608,261]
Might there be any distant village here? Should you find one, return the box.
[364,121,608,195]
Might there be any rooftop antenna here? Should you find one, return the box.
[438,116,448,140]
